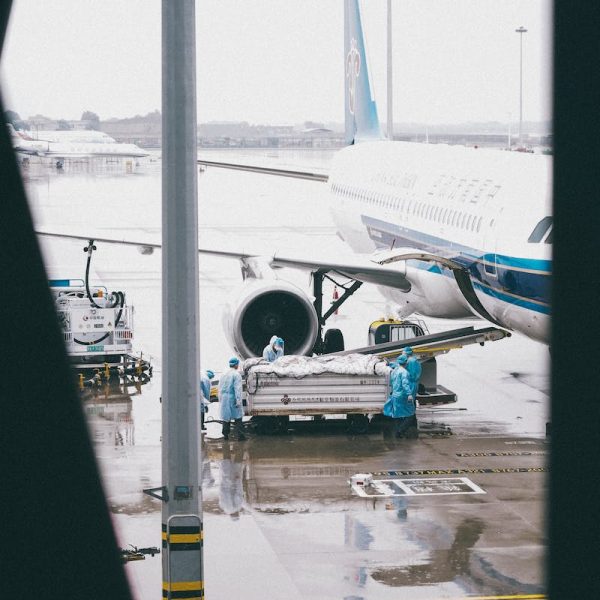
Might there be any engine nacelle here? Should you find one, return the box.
[222,279,319,359]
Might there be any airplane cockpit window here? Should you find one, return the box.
[544,226,553,244]
[528,216,553,242]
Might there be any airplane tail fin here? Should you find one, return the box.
[344,0,383,144]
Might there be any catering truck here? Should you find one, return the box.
[241,320,510,433]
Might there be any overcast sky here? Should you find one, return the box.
[0,0,552,125]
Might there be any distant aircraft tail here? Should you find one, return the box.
[344,0,383,144]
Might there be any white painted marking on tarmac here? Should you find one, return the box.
[351,476,486,497]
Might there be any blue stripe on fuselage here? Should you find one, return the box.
[361,215,551,315]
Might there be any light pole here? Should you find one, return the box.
[386,0,393,141]
[515,26,528,146]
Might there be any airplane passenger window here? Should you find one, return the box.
[488,185,500,198]
[467,215,473,230]
[528,216,553,242]
[476,216,482,232]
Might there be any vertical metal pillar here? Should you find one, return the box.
[386,0,393,141]
[161,1,203,599]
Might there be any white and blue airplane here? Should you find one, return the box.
[197,0,551,357]
[37,0,551,358]
[9,125,149,159]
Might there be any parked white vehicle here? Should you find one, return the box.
[51,277,134,367]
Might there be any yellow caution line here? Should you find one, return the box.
[162,580,204,591]
[161,532,203,543]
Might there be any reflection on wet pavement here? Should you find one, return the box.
[81,380,546,598]
[371,517,485,586]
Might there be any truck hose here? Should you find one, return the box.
[74,242,126,346]
[84,243,104,309]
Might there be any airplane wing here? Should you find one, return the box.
[198,159,329,182]
[35,229,410,291]
[36,228,500,324]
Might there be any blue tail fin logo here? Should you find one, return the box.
[344,0,383,144]
[346,38,361,116]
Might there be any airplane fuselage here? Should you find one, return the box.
[328,141,552,344]
[12,129,149,158]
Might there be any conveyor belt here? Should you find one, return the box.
[329,325,511,360]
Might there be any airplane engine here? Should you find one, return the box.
[222,279,319,359]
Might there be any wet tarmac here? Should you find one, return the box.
[24,150,549,599]
[94,386,547,599]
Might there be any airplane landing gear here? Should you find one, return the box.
[311,271,361,354]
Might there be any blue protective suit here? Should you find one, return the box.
[262,335,284,362]
[200,370,211,413]
[383,365,415,418]
[405,356,422,397]
[219,367,243,421]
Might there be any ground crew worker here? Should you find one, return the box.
[262,335,284,362]
[218,357,246,441]
[403,346,422,400]
[200,369,214,431]
[383,354,417,438]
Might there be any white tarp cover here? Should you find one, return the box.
[242,354,391,378]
